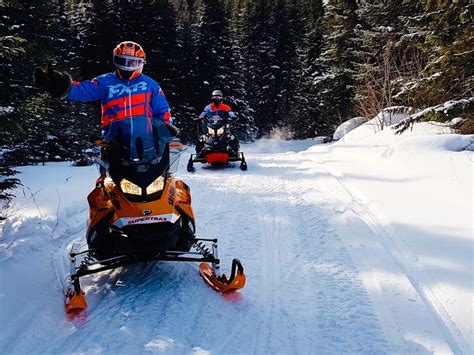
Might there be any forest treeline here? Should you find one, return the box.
[0,0,472,169]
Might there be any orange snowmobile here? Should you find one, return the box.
[64,120,245,316]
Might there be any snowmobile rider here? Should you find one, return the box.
[198,89,236,129]
[195,89,239,154]
[33,41,173,147]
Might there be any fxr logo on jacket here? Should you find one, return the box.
[108,81,147,98]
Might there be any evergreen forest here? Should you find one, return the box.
[0,0,472,170]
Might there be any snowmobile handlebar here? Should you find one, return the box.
[194,114,238,124]
[90,136,115,149]
[166,123,180,137]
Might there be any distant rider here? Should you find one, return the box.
[198,89,236,131]
[196,90,239,153]
[34,41,172,150]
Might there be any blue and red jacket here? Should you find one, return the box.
[199,103,236,121]
[67,72,171,141]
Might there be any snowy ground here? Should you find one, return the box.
[0,120,472,354]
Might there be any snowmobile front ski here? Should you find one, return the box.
[239,153,247,171]
[63,243,88,315]
[63,238,245,316]
[64,280,87,315]
[199,258,246,293]
[187,155,195,172]
[197,240,246,292]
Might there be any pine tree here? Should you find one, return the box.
[288,0,325,138]
[394,0,474,132]
[172,4,201,142]
[238,0,278,136]
[271,0,311,137]
[193,0,256,140]
[313,0,359,132]
[227,0,257,140]
[193,0,234,97]
[409,0,473,110]
[0,0,97,165]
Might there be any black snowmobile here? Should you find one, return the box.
[187,114,247,172]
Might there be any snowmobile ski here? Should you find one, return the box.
[63,238,245,316]
[64,243,88,315]
[64,285,87,315]
[199,258,246,293]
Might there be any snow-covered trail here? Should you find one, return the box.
[0,140,460,354]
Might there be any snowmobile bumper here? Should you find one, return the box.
[206,152,229,164]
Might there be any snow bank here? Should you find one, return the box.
[382,134,474,159]
[332,117,366,141]
[336,106,410,144]
[305,113,474,353]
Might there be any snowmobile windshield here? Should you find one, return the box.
[102,117,171,167]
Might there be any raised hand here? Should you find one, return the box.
[33,63,71,99]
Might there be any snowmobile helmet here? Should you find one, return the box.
[211,89,223,105]
[113,41,146,80]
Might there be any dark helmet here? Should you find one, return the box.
[211,89,223,105]
[113,41,146,80]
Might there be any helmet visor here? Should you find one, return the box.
[113,54,145,71]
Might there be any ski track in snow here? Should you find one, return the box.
[0,140,460,354]
[303,155,465,354]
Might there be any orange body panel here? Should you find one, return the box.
[87,176,194,233]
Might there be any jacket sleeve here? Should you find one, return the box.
[151,83,171,124]
[67,79,105,102]
[222,104,236,119]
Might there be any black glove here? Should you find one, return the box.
[34,63,71,99]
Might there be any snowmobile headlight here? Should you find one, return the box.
[104,177,115,189]
[216,127,225,135]
[146,176,165,195]
[207,127,215,136]
[120,179,142,195]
